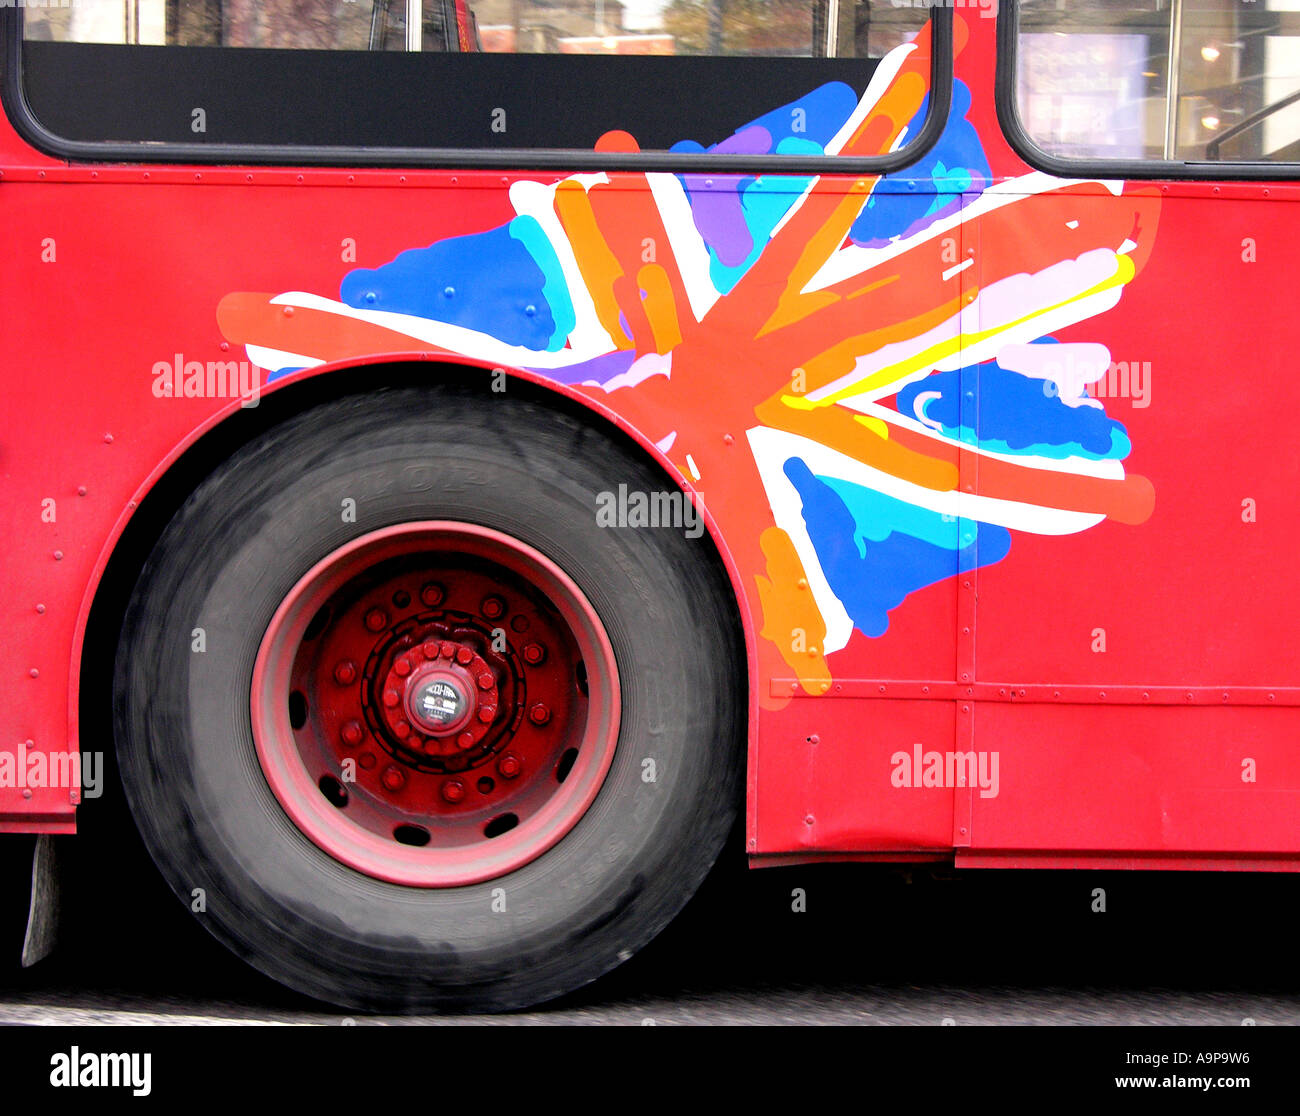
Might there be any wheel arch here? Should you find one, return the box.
[76,356,758,802]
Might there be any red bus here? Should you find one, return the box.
[5,0,1300,1012]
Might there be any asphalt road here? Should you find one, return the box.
[3,812,1300,1025]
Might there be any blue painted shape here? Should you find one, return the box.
[896,358,1133,461]
[786,459,1010,638]
[340,216,572,352]
[850,82,992,247]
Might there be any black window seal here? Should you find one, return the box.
[997,0,1300,182]
[0,6,952,175]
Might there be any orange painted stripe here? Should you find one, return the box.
[217,293,442,363]
[553,181,632,348]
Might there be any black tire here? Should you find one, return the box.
[112,381,745,1012]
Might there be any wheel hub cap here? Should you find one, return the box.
[250,522,621,888]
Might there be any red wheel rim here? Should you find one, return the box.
[251,522,621,887]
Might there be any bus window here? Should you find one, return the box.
[16,1,938,156]
[23,0,461,52]
[1015,0,1300,164]
[24,0,926,57]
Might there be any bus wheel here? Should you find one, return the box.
[113,382,745,1012]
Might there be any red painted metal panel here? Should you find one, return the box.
[969,704,1300,853]
[754,699,956,853]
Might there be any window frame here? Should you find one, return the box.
[998,0,1300,181]
[0,4,952,174]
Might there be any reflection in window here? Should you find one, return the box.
[25,0,927,60]
[1017,0,1300,163]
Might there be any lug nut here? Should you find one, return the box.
[420,582,445,607]
[455,646,473,665]
[440,641,457,660]
[394,720,411,738]
[365,608,388,632]
[383,688,400,707]
[522,643,546,665]
[359,751,377,769]
[477,672,494,691]
[529,703,551,725]
[456,731,475,750]
[340,720,364,746]
[382,765,406,791]
[393,655,411,677]
[478,705,496,724]
[422,640,440,660]
[333,660,357,685]
[481,596,505,620]
[442,779,466,803]
[498,753,522,779]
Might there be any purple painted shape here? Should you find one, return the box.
[680,126,771,268]
[714,125,773,156]
[527,350,638,386]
